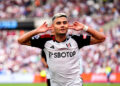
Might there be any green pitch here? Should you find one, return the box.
[0,83,119,86]
[84,83,120,86]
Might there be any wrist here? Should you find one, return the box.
[83,25,88,31]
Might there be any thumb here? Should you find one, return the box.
[42,22,47,26]
[68,24,74,29]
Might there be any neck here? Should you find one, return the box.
[55,34,66,42]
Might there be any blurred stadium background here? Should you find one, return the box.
[0,0,120,86]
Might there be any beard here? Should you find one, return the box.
[56,31,67,36]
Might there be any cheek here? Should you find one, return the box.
[64,24,68,28]
[54,27,59,32]
[54,25,60,30]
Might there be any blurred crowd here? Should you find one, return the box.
[0,0,32,19]
[0,0,120,75]
[81,25,120,73]
[0,31,43,74]
[0,0,120,20]
[0,0,119,30]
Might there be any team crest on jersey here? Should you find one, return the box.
[50,45,55,49]
[66,43,71,48]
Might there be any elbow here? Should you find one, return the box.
[18,38,24,45]
[100,35,106,42]
[18,38,22,44]
[18,38,30,46]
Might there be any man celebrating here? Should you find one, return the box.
[18,13,106,86]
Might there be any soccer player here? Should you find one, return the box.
[18,13,106,86]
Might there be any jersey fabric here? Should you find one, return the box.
[30,34,90,86]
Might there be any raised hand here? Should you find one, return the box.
[48,24,53,30]
[34,22,52,33]
[69,21,84,31]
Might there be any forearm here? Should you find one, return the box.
[86,26,106,40]
[18,30,38,45]
[41,58,48,68]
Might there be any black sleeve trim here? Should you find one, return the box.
[30,34,52,49]
[71,35,91,48]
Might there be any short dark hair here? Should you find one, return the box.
[52,13,68,21]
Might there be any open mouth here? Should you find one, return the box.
[60,28,66,31]
[60,29,66,32]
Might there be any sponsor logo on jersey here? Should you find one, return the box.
[50,45,55,49]
[49,51,76,58]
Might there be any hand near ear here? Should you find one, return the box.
[69,22,84,31]
[34,22,53,33]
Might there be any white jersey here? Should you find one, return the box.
[78,52,83,74]
[31,34,90,86]
[46,68,51,79]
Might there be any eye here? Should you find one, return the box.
[63,21,68,24]
[56,22,61,25]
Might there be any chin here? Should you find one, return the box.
[59,33,66,35]
[60,31,67,34]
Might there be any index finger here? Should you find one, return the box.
[48,25,53,30]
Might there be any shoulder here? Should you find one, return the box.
[71,34,90,40]
[70,34,91,48]
[32,34,53,39]
[30,34,54,49]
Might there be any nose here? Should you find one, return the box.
[61,25,65,28]
[60,23,65,27]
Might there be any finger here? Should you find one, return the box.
[49,24,53,28]
[73,21,78,26]
[48,25,53,30]
[42,22,46,26]
[68,24,73,27]
[74,22,83,27]
[74,21,79,24]
[69,27,74,29]
[68,24,74,27]
[68,23,73,26]
[68,26,74,29]
[45,23,48,27]
[73,23,77,26]
[74,21,82,26]
[44,22,48,27]
[48,27,53,30]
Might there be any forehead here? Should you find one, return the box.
[53,17,68,23]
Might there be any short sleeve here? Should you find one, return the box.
[30,34,52,49]
[71,34,91,48]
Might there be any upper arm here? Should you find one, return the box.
[72,35,91,48]
[30,34,52,49]
[90,36,105,45]
[18,37,31,46]
[30,35,44,48]
[20,41,31,46]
